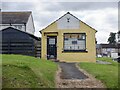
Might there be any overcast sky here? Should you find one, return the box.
[1,1,119,44]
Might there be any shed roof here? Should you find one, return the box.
[1,27,40,40]
[0,12,31,24]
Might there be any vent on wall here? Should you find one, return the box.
[57,14,80,29]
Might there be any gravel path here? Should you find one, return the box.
[56,62,106,88]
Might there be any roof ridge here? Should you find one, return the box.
[1,27,40,40]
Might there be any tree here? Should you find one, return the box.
[107,32,116,44]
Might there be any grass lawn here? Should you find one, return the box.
[1,54,58,88]
[79,57,118,88]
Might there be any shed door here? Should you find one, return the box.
[47,36,57,59]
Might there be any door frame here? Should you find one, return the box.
[47,36,57,59]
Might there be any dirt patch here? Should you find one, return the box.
[55,63,106,88]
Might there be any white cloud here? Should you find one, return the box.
[69,8,118,43]
[1,0,120,2]
[1,2,118,44]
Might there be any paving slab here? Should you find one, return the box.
[96,60,111,64]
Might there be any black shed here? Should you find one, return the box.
[0,27,41,57]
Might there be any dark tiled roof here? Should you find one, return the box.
[100,44,119,48]
[0,12,31,24]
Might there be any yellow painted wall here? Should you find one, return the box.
[41,21,96,62]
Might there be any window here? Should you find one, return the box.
[64,33,86,52]
[17,25,22,30]
[49,38,55,45]
[14,25,22,30]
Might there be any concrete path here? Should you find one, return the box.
[58,62,87,79]
[55,62,105,88]
[96,60,111,64]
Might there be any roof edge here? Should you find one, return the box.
[1,27,40,40]
[39,12,97,32]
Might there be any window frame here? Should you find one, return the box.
[63,33,87,52]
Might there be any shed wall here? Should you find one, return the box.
[0,27,40,57]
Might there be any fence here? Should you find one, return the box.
[0,40,41,58]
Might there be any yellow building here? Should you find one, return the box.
[40,12,97,62]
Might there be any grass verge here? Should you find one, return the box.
[2,54,58,88]
[79,57,118,88]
